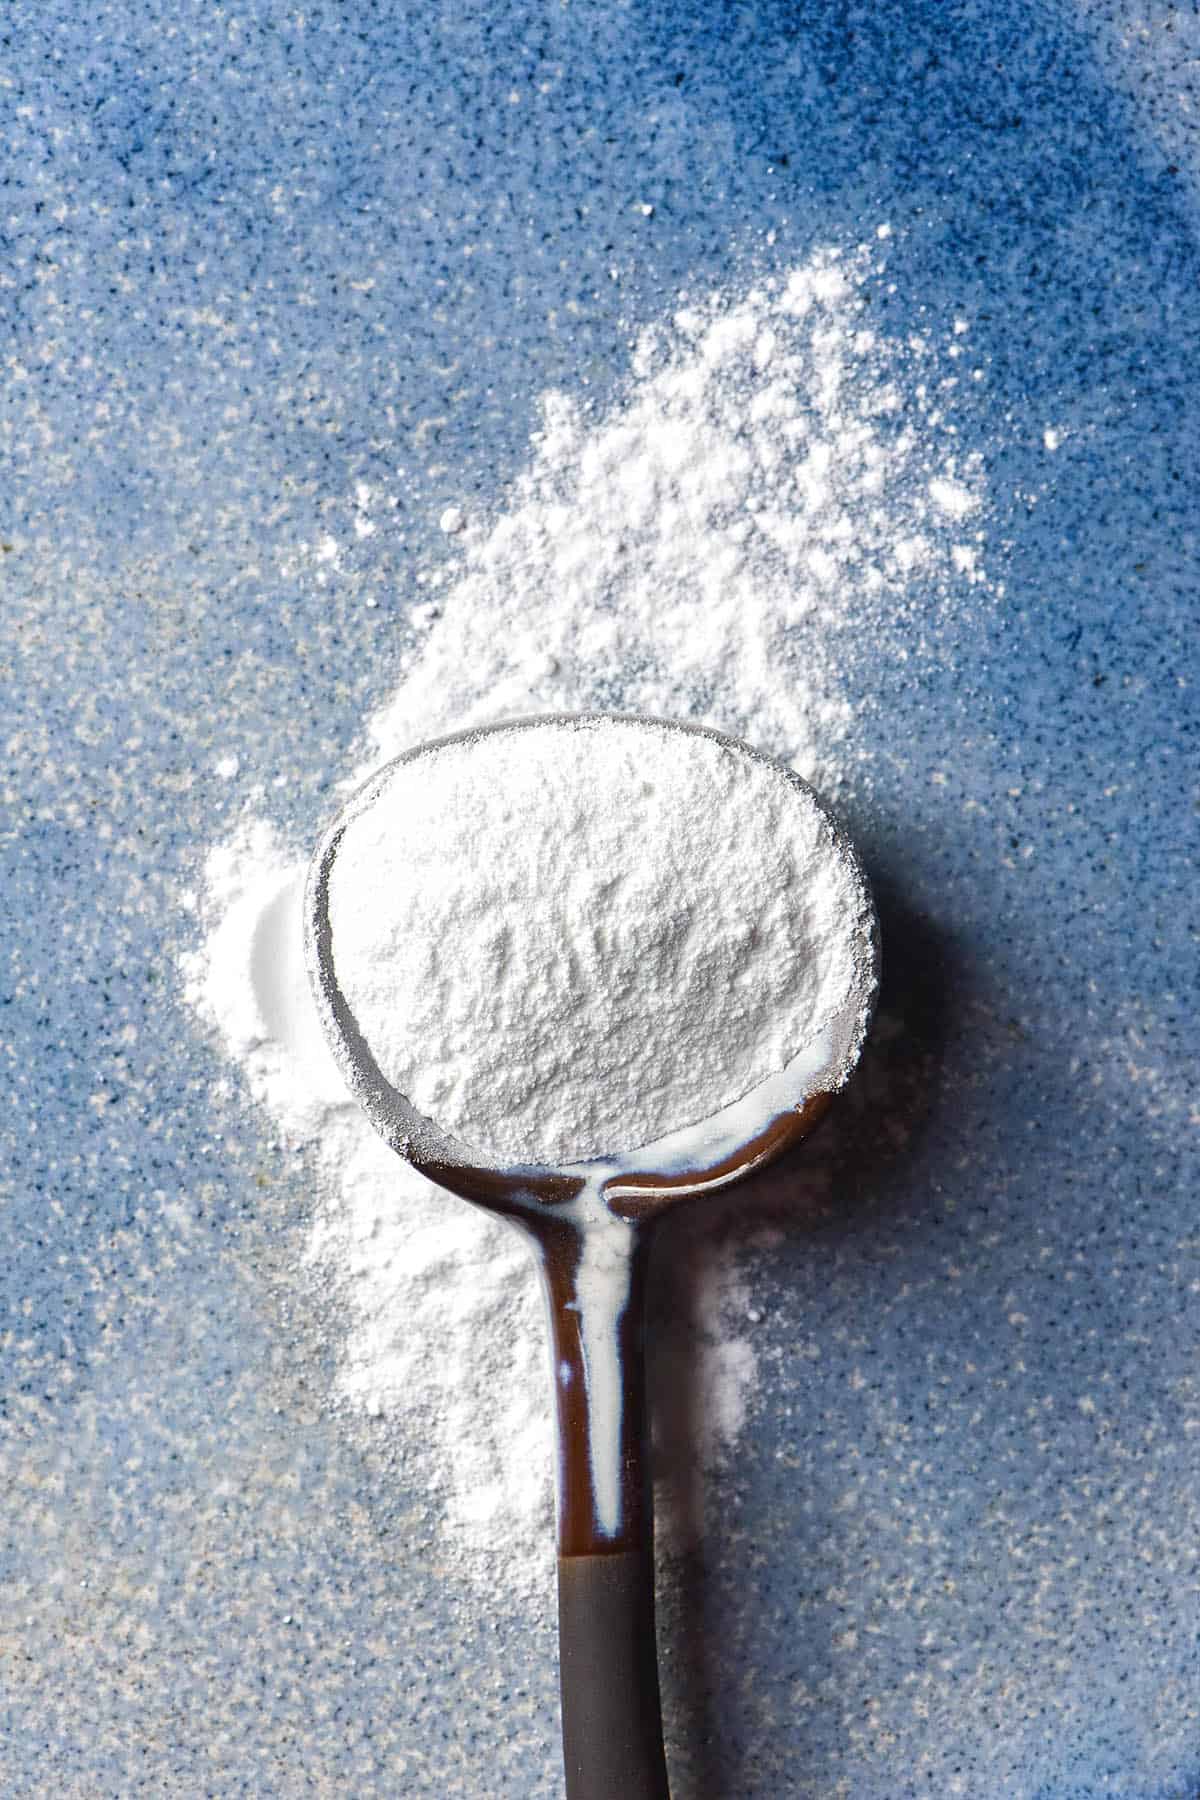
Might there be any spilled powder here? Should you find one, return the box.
[182,244,988,1593]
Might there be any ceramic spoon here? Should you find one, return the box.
[303,715,880,1800]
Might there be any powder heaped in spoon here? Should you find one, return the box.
[325,715,876,1166]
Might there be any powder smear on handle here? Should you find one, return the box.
[183,245,987,1592]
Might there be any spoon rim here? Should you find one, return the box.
[303,710,880,1220]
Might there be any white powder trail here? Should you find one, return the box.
[182,243,988,1594]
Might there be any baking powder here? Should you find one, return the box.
[183,243,987,1590]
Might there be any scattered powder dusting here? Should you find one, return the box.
[362,250,984,778]
[182,244,989,1594]
[327,718,875,1165]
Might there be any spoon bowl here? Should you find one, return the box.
[304,713,879,1800]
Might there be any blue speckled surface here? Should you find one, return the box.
[2,2,1199,1794]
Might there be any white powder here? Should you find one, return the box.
[362,251,983,778]
[327,717,875,1165]
[183,244,988,1592]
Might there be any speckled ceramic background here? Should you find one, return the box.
[3,2,1199,1795]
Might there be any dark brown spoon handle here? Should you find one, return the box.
[532,1216,671,1799]
[558,1548,669,1799]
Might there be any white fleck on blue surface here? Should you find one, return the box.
[2,1,1199,1795]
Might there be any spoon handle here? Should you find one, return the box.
[534,1217,670,1799]
[558,1549,669,1800]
